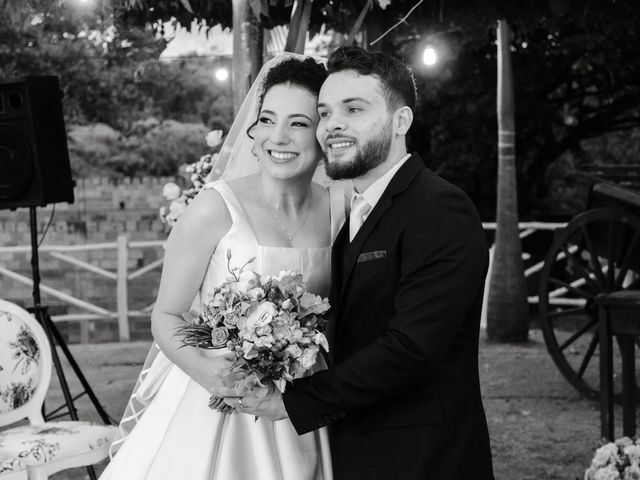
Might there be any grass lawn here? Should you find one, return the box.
[38,329,608,480]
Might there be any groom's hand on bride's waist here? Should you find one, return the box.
[224,391,288,421]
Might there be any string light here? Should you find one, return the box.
[422,46,437,66]
[214,67,229,82]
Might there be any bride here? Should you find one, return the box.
[99,55,345,480]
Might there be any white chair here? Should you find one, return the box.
[0,454,27,480]
[0,299,118,480]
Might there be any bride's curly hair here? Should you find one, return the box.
[247,57,327,138]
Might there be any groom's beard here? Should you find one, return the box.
[323,122,393,181]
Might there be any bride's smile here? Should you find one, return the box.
[267,150,299,163]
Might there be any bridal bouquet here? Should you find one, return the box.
[175,251,330,409]
[584,437,640,480]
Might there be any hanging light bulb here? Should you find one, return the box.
[214,67,229,82]
[422,46,437,66]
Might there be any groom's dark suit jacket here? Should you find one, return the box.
[283,154,494,480]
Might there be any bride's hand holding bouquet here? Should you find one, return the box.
[175,251,331,414]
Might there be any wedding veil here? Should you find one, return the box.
[109,51,334,458]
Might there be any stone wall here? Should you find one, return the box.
[0,177,175,343]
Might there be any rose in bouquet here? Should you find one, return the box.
[585,437,640,480]
[175,251,330,411]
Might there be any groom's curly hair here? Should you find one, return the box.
[327,46,418,112]
[247,57,327,138]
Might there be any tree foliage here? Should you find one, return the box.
[118,0,381,37]
[0,0,233,177]
[391,1,640,218]
[5,1,639,211]
[115,0,640,217]
[0,0,234,131]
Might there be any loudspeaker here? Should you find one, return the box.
[0,76,74,210]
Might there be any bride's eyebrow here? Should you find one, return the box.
[261,110,313,122]
[289,113,313,121]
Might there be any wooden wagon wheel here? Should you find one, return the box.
[538,207,640,400]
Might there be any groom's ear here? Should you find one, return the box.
[393,106,413,136]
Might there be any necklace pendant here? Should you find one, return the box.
[259,180,313,243]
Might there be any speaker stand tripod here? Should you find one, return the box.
[26,206,115,480]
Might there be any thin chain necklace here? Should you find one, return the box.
[259,179,313,241]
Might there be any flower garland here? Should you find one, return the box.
[159,129,224,228]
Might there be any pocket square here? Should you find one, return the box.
[357,250,387,263]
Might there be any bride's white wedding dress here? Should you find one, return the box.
[100,181,344,480]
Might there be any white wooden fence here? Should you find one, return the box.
[0,236,165,341]
[0,223,568,341]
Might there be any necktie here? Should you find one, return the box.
[349,194,371,242]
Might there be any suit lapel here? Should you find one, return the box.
[339,154,425,300]
[326,223,348,362]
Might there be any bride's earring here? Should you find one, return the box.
[251,146,259,160]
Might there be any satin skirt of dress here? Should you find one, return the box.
[99,353,332,480]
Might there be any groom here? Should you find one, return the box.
[227,46,494,480]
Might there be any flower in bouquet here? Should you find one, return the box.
[585,437,640,480]
[159,129,225,228]
[175,252,331,408]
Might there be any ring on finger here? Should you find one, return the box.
[238,398,245,409]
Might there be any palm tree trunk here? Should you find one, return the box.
[232,0,264,115]
[486,19,530,342]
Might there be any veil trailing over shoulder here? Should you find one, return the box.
[109,52,339,458]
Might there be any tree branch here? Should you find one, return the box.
[370,0,424,46]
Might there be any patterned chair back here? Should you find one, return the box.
[0,299,52,427]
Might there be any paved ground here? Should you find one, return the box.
[41,329,609,480]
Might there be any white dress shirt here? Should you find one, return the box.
[349,154,411,238]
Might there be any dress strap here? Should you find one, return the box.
[200,181,252,234]
[328,186,348,244]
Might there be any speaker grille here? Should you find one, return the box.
[0,125,33,200]
[0,76,74,210]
